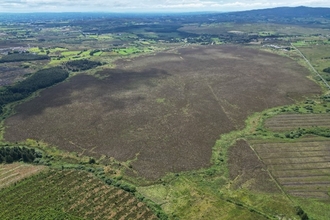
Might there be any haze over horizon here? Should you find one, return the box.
[1,0,330,13]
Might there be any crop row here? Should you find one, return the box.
[0,169,157,220]
[252,140,330,200]
[264,113,330,131]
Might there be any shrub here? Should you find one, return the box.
[323,67,330,73]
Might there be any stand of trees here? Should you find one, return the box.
[0,53,49,63]
[0,146,42,163]
[0,67,69,115]
[65,59,102,71]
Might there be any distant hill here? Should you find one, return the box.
[217,6,330,24]
[233,6,330,19]
[0,6,329,25]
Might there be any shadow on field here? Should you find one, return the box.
[15,68,169,118]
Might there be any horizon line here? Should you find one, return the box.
[0,5,329,14]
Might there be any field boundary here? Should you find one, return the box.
[291,43,330,90]
[247,142,293,203]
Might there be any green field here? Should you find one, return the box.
[0,169,158,220]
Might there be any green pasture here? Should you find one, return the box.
[112,46,153,55]
[297,44,330,75]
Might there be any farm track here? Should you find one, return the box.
[0,169,157,219]
[251,140,330,200]
[291,44,330,90]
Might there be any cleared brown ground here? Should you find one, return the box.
[251,139,330,200]
[0,60,49,86]
[227,140,280,193]
[264,113,330,131]
[0,163,46,189]
[0,65,29,86]
[4,45,321,179]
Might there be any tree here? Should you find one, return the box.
[5,155,14,163]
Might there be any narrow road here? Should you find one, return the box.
[291,43,330,90]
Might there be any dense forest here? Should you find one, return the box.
[0,53,49,63]
[65,59,102,71]
[0,146,42,163]
[0,67,69,115]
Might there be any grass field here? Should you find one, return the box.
[0,169,158,220]
[3,45,321,180]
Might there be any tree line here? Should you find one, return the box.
[0,146,42,163]
[0,67,69,115]
[0,52,49,63]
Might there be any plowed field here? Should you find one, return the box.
[250,139,330,200]
[264,114,330,131]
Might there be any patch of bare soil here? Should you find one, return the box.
[0,163,46,189]
[228,140,280,192]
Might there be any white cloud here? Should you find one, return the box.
[0,0,329,12]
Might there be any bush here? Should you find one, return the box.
[323,67,330,73]
[295,206,309,220]
[88,157,96,164]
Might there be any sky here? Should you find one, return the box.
[0,0,330,13]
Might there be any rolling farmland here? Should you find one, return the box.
[0,169,158,220]
[250,139,330,200]
[1,7,330,220]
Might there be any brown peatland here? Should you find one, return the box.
[4,45,321,179]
